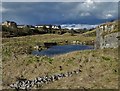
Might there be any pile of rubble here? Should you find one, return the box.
[10,69,82,90]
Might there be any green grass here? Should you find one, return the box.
[82,29,96,37]
[2,33,95,57]
[101,56,110,61]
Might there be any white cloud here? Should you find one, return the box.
[85,0,94,4]
[0,2,1,18]
[106,14,113,17]
[0,3,10,13]
[80,12,90,16]
[102,14,113,19]
[75,1,96,13]
[97,12,116,19]
[84,0,94,6]
[96,4,118,19]
[76,2,118,19]
[1,7,10,13]
[61,24,98,29]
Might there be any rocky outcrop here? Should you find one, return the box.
[95,20,119,49]
[95,32,120,49]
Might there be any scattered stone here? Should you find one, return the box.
[10,69,82,90]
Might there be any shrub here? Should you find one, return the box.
[47,58,53,64]
[102,56,110,61]
[26,56,40,65]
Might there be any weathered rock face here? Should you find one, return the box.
[95,21,119,49]
[96,32,120,49]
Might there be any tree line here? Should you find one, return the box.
[2,25,93,38]
[2,25,66,37]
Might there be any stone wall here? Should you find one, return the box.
[95,32,120,49]
[10,69,82,90]
[95,21,120,49]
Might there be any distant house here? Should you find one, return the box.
[2,21,17,28]
[17,25,25,29]
[35,25,50,29]
[52,25,59,29]
[35,25,60,29]
[46,25,50,29]
[35,25,44,28]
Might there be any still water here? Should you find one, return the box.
[32,45,94,56]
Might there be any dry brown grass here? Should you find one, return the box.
[2,48,118,89]
[2,33,118,89]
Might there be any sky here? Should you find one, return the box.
[1,0,119,25]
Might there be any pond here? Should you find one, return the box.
[32,44,94,57]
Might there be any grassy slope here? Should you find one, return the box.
[2,48,118,89]
[82,29,96,37]
[3,33,95,44]
[2,33,95,60]
[2,33,118,89]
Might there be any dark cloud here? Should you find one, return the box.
[2,2,118,25]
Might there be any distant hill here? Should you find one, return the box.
[61,24,98,30]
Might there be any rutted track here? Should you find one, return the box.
[10,69,82,90]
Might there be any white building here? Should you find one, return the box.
[2,21,17,28]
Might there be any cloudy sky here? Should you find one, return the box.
[1,1,119,25]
